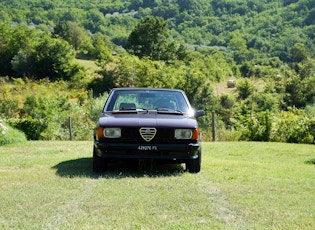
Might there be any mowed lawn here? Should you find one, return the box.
[0,141,314,229]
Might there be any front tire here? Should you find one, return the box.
[186,150,201,173]
[93,147,108,172]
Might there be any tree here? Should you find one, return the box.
[54,21,88,50]
[0,24,37,76]
[125,16,177,61]
[12,34,79,80]
[228,35,248,63]
[289,43,310,63]
[92,34,113,64]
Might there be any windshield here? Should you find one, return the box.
[105,89,191,113]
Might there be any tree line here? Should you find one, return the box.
[1,1,315,144]
[1,0,314,61]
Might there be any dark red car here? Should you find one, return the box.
[93,88,205,173]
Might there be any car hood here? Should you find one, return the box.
[98,111,198,128]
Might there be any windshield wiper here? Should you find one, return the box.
[112,109,137,114]
[112,108,149,114]
[156,108,184,115]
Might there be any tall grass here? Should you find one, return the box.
[0,141,314,229]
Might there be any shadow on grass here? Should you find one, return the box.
[305,158,315,165]
[52,158,185,179]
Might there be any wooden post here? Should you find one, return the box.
[212,111,216,142]
[69,116,73,140]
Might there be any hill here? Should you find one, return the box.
[0,0,314,61]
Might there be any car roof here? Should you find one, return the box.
[111,88,184,92]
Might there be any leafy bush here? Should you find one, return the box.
[89,93,108,122]
[271,108,315,144]
[216,128,242,142]
[232,111,272,142]
[0,121,27,146]
[211,117,242,142]
[66,102,95,140]
[9,118,47,140]
[236,78,255,100]
[248,92,280,113]
[0,98,20,118]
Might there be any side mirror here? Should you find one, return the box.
[195,110,205,118]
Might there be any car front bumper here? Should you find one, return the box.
[94,141,201,160]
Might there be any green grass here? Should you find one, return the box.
[0,122,27,146]
[76,59,99,74]
[0,141,314,229]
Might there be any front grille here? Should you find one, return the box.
[102,128,195,144]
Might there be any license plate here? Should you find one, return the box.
[138,145,158,151]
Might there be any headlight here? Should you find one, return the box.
[175,129,192,139]
[104,128,121,138]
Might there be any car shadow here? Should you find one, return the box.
[52,158,185,179]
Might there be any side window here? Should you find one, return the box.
[175,93,190,112]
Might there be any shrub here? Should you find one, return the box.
[89,93,108,122]
[0,98,20,118]
[66,102,95,140]
[232,111,272,142]
[216,128,242,142]
[271,109,315,144]
[236,78,255,100]
[8,118,47,140]
[249,93,280,113]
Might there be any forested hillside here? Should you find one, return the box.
[1,0,315,144]
[1,0,314,60]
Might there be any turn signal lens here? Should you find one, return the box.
[191,129,200,141]
[96,127,104,140]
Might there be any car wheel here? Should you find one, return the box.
[93,147,108,172]
[186,150,201,173]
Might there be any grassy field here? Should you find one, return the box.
[0,141,314,229]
